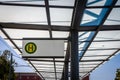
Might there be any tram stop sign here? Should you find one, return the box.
[22,39,64,57]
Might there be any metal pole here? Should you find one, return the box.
[64,61,69,80]
[9,53,12,80]
[61,40,70,80]
[70,29,79,80]
[53,58,57,80]
[64,41,70,80]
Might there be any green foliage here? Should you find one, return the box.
[0,56,16,80]
[115,69,120,80]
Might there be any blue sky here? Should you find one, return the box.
[90,52,120,80]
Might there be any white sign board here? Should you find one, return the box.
[22,40,64,57]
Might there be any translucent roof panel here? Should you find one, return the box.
[79,42,88,51]
[0,30,7,38]
[81,56,108,61]
[87,0,113,6]
[34,64,53,68]
[81,8,102,25]
[55,62,64,66]
[80,67,93,70]
[79,31,95,51]
[94,31,120,40]
[81,8,108,26]
[104,8,120,25]
[87,0,106,6]
[79,31,95,41]
[3,28,50,39]
[80,61,102,65]
[50,8,73,26]
[31,61,54,65]
[0,5,47,25]
[37,67,54,71]
[52,31,69,38]
[40,73,55,78]
[0,0,45,5]
[83,50,116,56]
[49,0,75,6]
[89,41,120,49]
[79,68,92,72]
[13,40,22,48]
[80,73,89,78]
[80,64,97,68]
[57,73,63,79]
[116,0,120,5]
[64,42,68,50]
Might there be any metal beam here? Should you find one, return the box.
[79,25,120,31]
[53,58,57,80]
[45,0,52,38]
[70,0,87,79]
[1,1,119,8]
[23,56,64,58]
[0,23,70,31]
[32,62,63,66]
[24,58,108,62]
[38,71,62,73]
[1,23,120,31]
[37,67,63,70]
[23,38,68,40]
[86,5,120,8]
[0,2,74,8]
[61,40,70,80]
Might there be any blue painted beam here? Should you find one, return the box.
[81,0,113,26]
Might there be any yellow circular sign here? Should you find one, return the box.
[25,42,37,54]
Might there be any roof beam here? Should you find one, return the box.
[26,58,108,62]
[0,23,70,31]
[39,71,62,73]
[78,25,120,31]
[45,0,52,38]
[86,5,120,8]
[1,23,120,31]
[0,2,74,8]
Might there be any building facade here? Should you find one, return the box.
[16,73,42,80]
